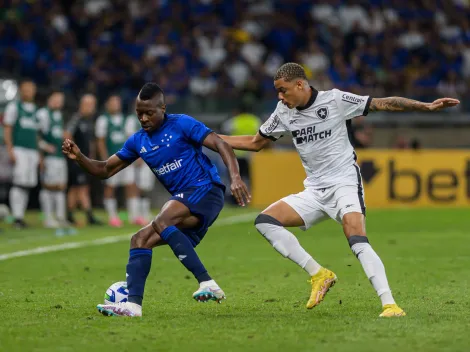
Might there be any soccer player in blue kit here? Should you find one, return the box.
[62,83,251,317]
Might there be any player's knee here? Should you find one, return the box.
[151,216,168,234]
[254,213,283,235]
[342,213,365,237]
[130,231,144,248]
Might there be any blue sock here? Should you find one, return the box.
[126,248,152,306]
[160,226,211,283]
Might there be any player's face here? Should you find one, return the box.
[80,95,97,117]
[20,81,36,102]
[49,92,64,110]
[135,95,166,133]
[107,96,121,114]
[274,79,304,109]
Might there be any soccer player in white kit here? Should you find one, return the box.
[221,63,460,317]
[95,95,140,227]
[125,113,155,224]
[37,91,69,231]
[3,80,41,228]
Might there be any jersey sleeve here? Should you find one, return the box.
[36,109,49,135]
[3,102,18,126]
[95,115,108,138]
[333,89,372,120]
[115,134,139,163]
[179,115,213,146]
[259,110,287,141]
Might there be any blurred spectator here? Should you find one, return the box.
[189,67,217,98]
[0,0,468,109]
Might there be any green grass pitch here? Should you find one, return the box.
[0,208,469,352]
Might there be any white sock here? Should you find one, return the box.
[127,197,139,222]
[104,198,118,219]
[351,241,396,306]
[255,215,322,276]
[53,191,66,222]
[141,197,151,219]
[40,190,54,222]
[10,186,29,220]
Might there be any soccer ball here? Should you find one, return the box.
[104,281,128,304]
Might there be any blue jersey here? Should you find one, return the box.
[116,114,224,195]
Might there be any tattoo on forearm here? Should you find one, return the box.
[369,97,427,112]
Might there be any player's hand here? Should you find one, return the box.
[426,98,460,111]
[8,149,16,164]
[230,175,251,207]
[45,144,56,154]
[62,138,81,160]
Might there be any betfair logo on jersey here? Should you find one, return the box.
[153,159,183,176]
[292,126,332,145]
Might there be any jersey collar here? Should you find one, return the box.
[296,86,318,111]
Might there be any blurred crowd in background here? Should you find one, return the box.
[0,0,469,112]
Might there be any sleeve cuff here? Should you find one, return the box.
[259,129,278,142]
[363,97,372,116]
[199,129,213,145]
[115,152,134,163]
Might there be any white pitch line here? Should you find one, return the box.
[0,212,258,262]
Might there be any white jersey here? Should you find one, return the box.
[259,88,371,189]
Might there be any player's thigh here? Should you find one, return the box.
[14,148,39,187]
[263,189,328,229]
[121,165,135,186]
[327,184,366,237]
[105,172,120,187]
[43,157,67,187]
[137,166,155,191]
[152,199,199,233]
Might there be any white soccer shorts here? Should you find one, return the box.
[42,156,67,186]
[136,164,155,192]
[12,147,39,188]
[105,164,135,187]
[281,183,366,230]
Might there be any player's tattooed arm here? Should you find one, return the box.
[203,132,251,206]
[219,133,270,152]
[62,139,129,179]
[369,97,460,112]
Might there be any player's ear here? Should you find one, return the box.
[161,104,166,113]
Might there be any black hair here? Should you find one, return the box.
[139,82,165,101]
[48,87,64,96]
[274,63,308,82]
[19,78,35,86]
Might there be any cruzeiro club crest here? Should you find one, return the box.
[315,106,329,119]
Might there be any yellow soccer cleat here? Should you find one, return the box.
[379,304,406,317]
[306,267,337,309]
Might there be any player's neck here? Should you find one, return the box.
[296,86,318,111]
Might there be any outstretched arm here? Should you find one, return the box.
[369,97,460,112]
[203,132,251,206]
[219,132,271,152]
[62,138,129,179]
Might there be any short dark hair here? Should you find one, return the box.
[139,82,164,101]
[48,87,63,96]
[274,63,307,82]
